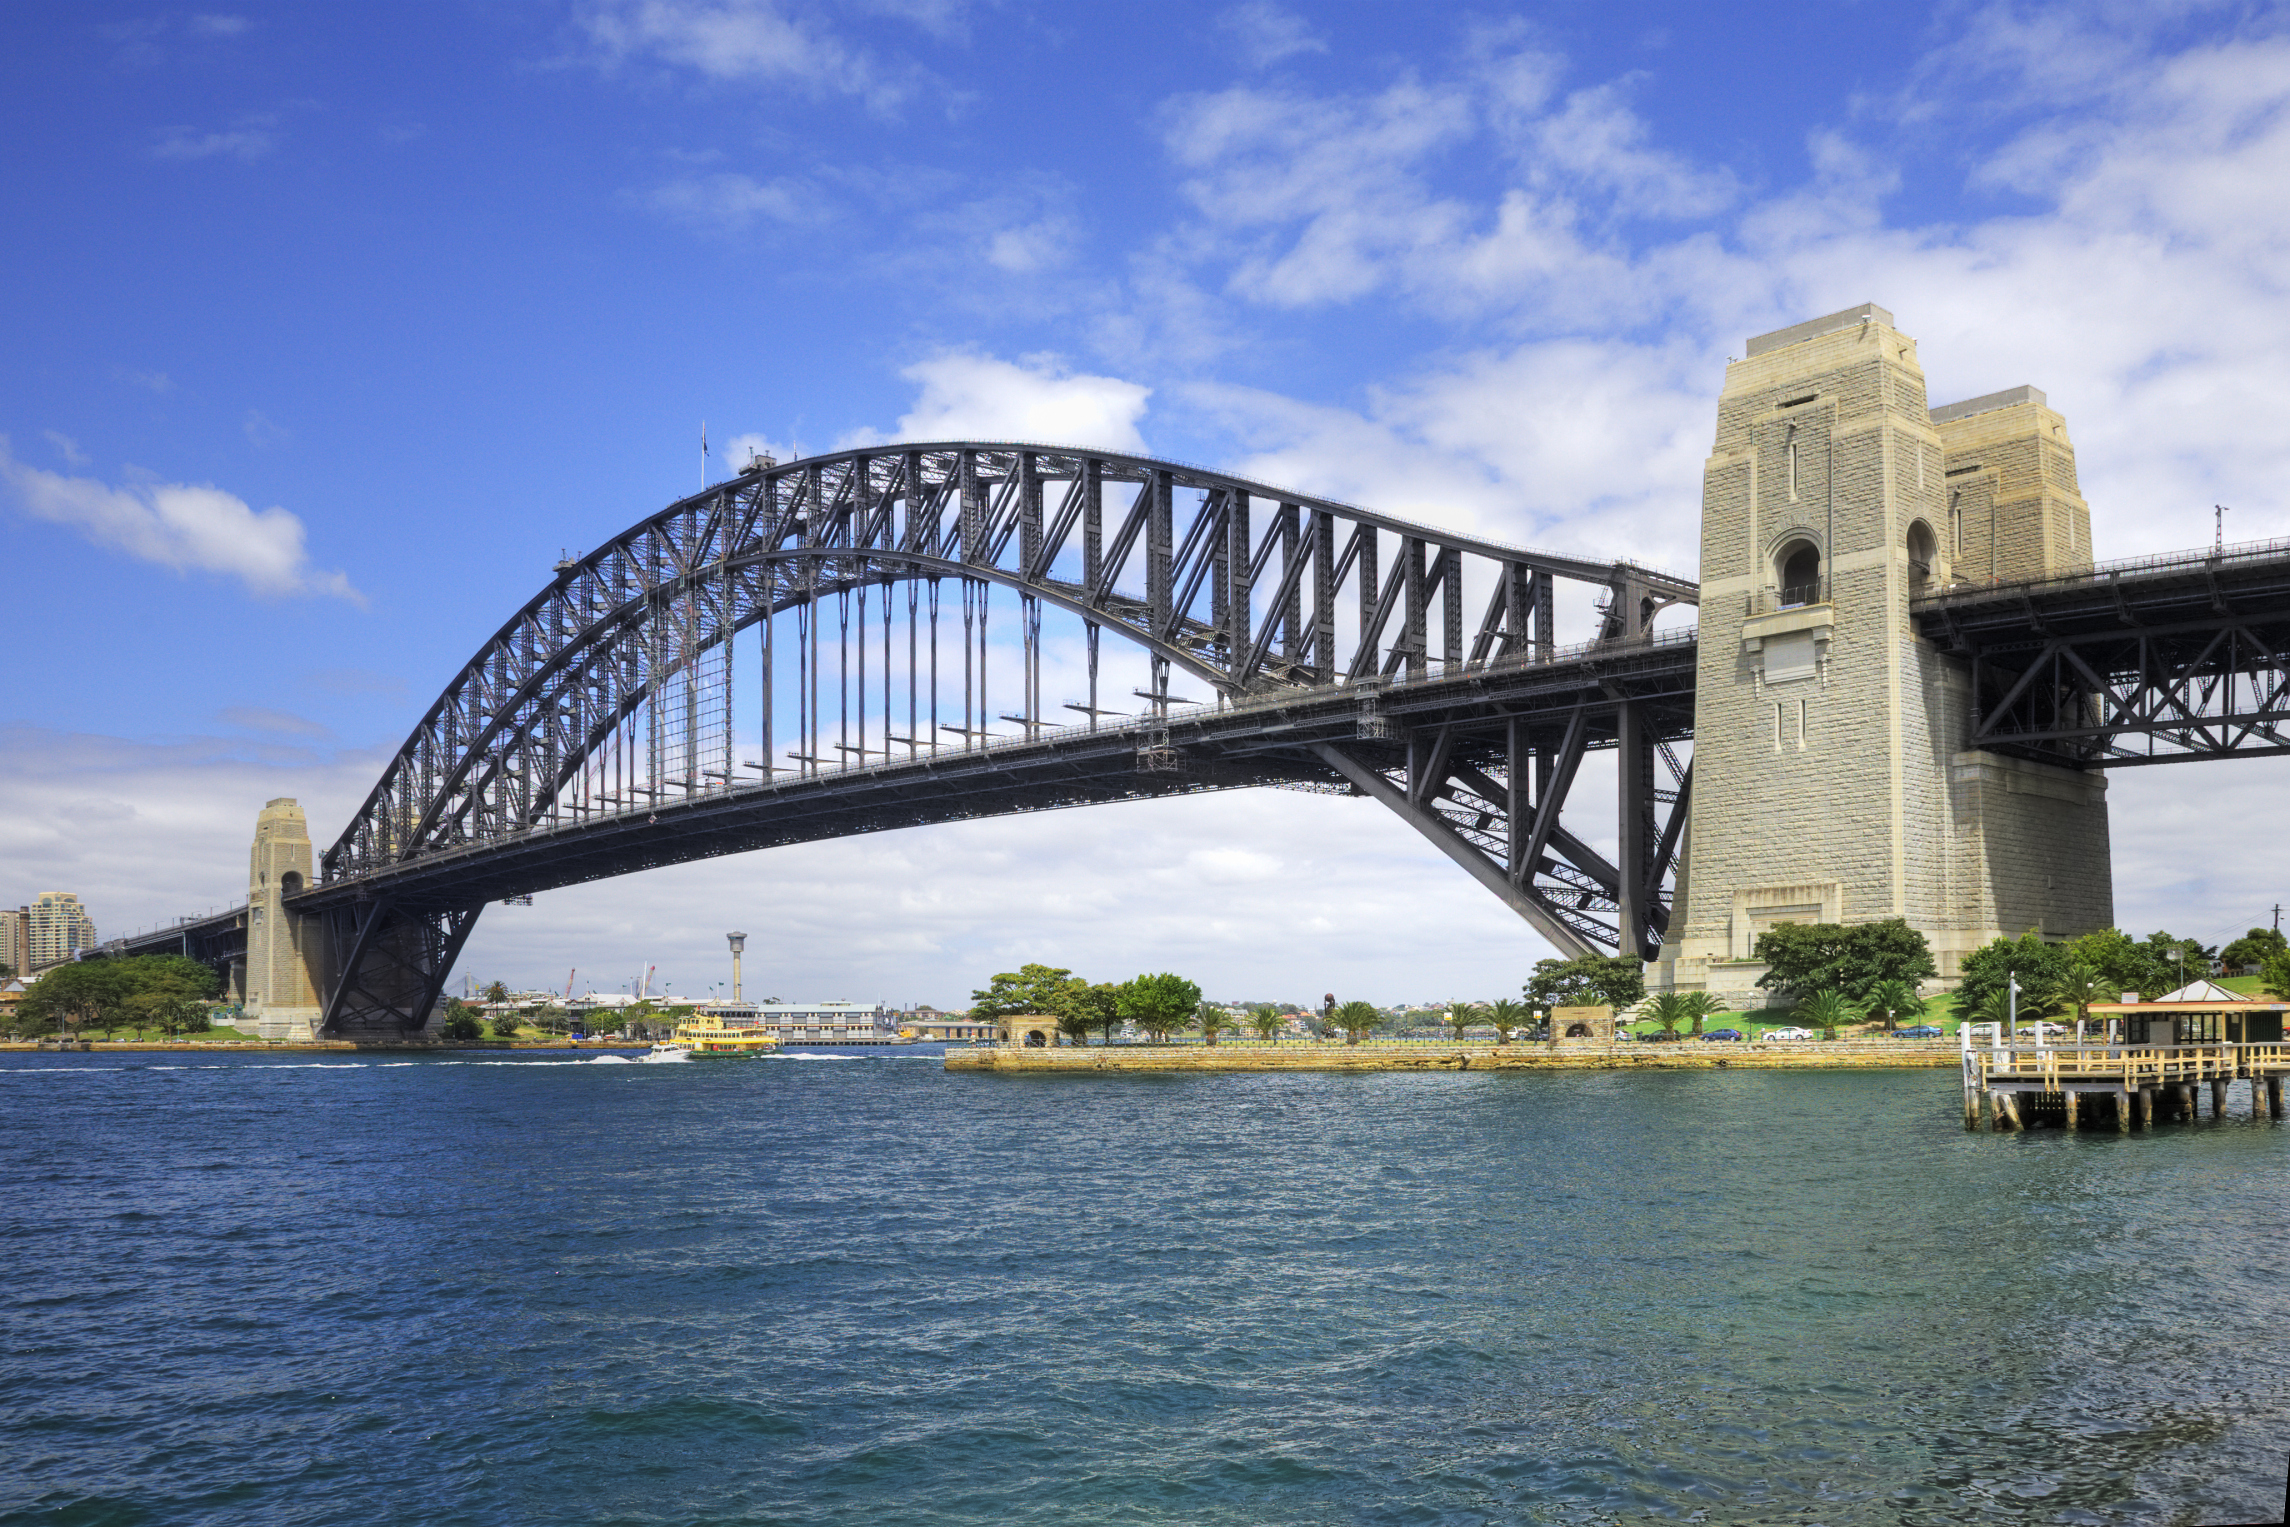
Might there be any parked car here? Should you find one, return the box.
[1701,1028,1744,1042]
[1641,1030,1684,1042]
[1763,1026,1814,1041]
[1895,1024,1945,1039]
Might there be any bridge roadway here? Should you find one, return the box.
[125,626,1702,971]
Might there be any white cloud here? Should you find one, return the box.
[864,353,1152,453]
[152,117,279,162]
[219,706,330,738]
[578,0,924,113]
[190,14,251,36]
[638,171,812,231]
[114,367,175,393]
[0,439,362,603]
[984,217,1075,274]
[242,409,290,449]
[0,724,379,946]
[42,430,88,467]
[1218,1,1326,69]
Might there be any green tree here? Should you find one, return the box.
[1193,1002,1235,1046]
[490,1013,522,1040]
[1862,978,1924,1033]
[482,980,512,1005]
[20,960,135,1039]
[1333,999,1382,1045]
[1486,997,1527,1043]
[1794,988,1859,1040]
[441,1001,483,1041]
[1072,982,1122,1044]
[1753,919,1936,1001]
[1958,932,2071,1020]
[1524,954,1646,1012]
[1054,1006,1094,1047]
[1645,991,1693,1037]
[2054,963,2113,1029]
[1248,1003,1283,1042]
[1116,972,1201,1043]
[2220,927,2289,973]
[121,955,221,1037]
[1447,1002,1483,1042]
[1677,991,1727,1036]
[2262,945,2290,1002]
[970,963,1089,1022]
[2062,928,2165,1000]
[2139,930,2216,992]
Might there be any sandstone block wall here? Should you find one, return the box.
[1660,305,2113,996]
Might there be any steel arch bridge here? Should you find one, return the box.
[127,443,1703,1036]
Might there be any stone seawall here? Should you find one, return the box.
[947,1042,1959,1074]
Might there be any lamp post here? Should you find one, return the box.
[727,932,747,1004]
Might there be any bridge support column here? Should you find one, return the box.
[1663,305,2112,1004]
[244,799,327,1041]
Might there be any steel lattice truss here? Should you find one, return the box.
[1916,542,2290,767]
[263,444,1693,1033]
[327,443,1691,883]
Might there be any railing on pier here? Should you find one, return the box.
[1965,1042,2289,1091]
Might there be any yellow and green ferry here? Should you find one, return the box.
[670,1022,781,1058]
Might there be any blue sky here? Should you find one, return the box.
[6,1,2289,1005]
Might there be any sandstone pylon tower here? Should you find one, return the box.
[1657,304,2112,1002]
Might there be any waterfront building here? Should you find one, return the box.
[26,892,96,972]
[694,999,902,1044]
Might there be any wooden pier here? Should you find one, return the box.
[1963,1041,2290,1130]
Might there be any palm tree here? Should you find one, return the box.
[1795,988,1858,1040]
[1249,1004,1283,1042]
[1863,978,1923,1033]
[1447,1002,1483,1042]
[1334,999,1381,1046]
[1678,991,1727,1036]
[1195,1001,1231,1046]
[2055,962,2112,1032]
[1645,991,1692,1037]
[1487,997,1527,1044]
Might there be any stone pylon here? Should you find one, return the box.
[1656,305,2112,1004]
[245,798,328,1039]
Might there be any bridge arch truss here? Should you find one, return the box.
[300,443,1694,1034]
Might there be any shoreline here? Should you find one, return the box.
[947,1041,1961,1073]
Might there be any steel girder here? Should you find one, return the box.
[325,443,1692,886]
[1914,543,2290,767]
[286,630,1699,968]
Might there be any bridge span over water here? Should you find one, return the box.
[112,309,2290,1038]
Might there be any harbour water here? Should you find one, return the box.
[3,1053,2286,1525]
